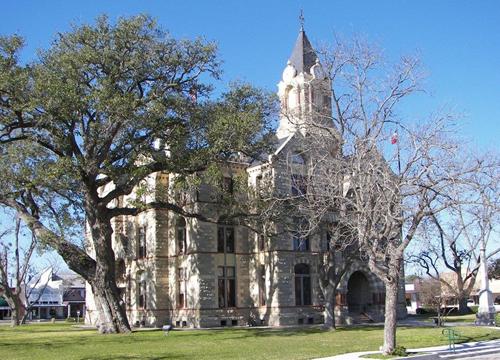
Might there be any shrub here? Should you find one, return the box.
[390,345,408,357]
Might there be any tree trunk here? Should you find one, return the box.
[92,264,131,334]
[6,297,22,327]
[10,308,20,327]
[457,296,469,315]
[87,206,131,334]
[322,284,337,330]
[382,280,399,355]
[21,308,30,324]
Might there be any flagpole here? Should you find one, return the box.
[395,128,401,176]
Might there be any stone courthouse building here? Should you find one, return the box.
[86,27,406,328]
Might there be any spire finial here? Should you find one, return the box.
[299,9,305,31]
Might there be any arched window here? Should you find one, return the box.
[177,218,187,255]
[294,264,311,306]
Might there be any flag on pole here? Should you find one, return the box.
[391,131,398,145]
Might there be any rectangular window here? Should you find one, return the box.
[177,268,186,308]
[217,226,235,253]
[258,265,266,306]
[218,266,236,308]
[138,280,146,309]
[293,233,309,251]
[294,276,302,305]
[295,276,311,306]
[256,175,264,198]
[325,232,331,252]
[303,276,311,305]
[258,234,265,252]
[217,227,225,252]
[177,227,186,254]
[291,174,307,195]
[137,226,146,259]
[222,177,234,194]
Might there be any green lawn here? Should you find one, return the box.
[411,312,500,324]
[410,313,477,324]
[1,323,499,360]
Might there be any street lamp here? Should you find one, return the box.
[76,310,81,324]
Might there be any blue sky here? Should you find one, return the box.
[1,1,499,271]
[1,0,499,148]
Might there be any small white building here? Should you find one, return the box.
[405,280,422,314]
[26,268,86,320]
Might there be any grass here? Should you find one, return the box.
[412,313,477,324]
[0,323,499,360]
[411,312,500,324]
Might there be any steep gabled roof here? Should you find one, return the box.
[289,29,318,74]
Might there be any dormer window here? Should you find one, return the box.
[292,231,309,251]
[291,152,305,165]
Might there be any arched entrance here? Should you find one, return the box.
[347,271,371,314]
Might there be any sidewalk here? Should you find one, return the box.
[313,328,500,360]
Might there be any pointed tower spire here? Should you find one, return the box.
[299,9,305,31]
[276,22,333,139]
[288,17,318,75]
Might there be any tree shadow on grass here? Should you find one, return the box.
[224,325,386,339]
[457,332,496,344]
[78,355,190,360]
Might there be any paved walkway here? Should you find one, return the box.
[313,327,500,360]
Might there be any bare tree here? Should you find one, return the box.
[418,277,450,326]
[317,224,361,329]
[276,35,498,354]
[0,217,41,326]
[409,159,499,314]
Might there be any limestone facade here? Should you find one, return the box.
[85,28,407,328]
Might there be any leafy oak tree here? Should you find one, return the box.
[0,15,276,333]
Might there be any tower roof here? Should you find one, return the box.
[288,29,318,74]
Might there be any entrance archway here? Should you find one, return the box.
[347,271,371,314]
